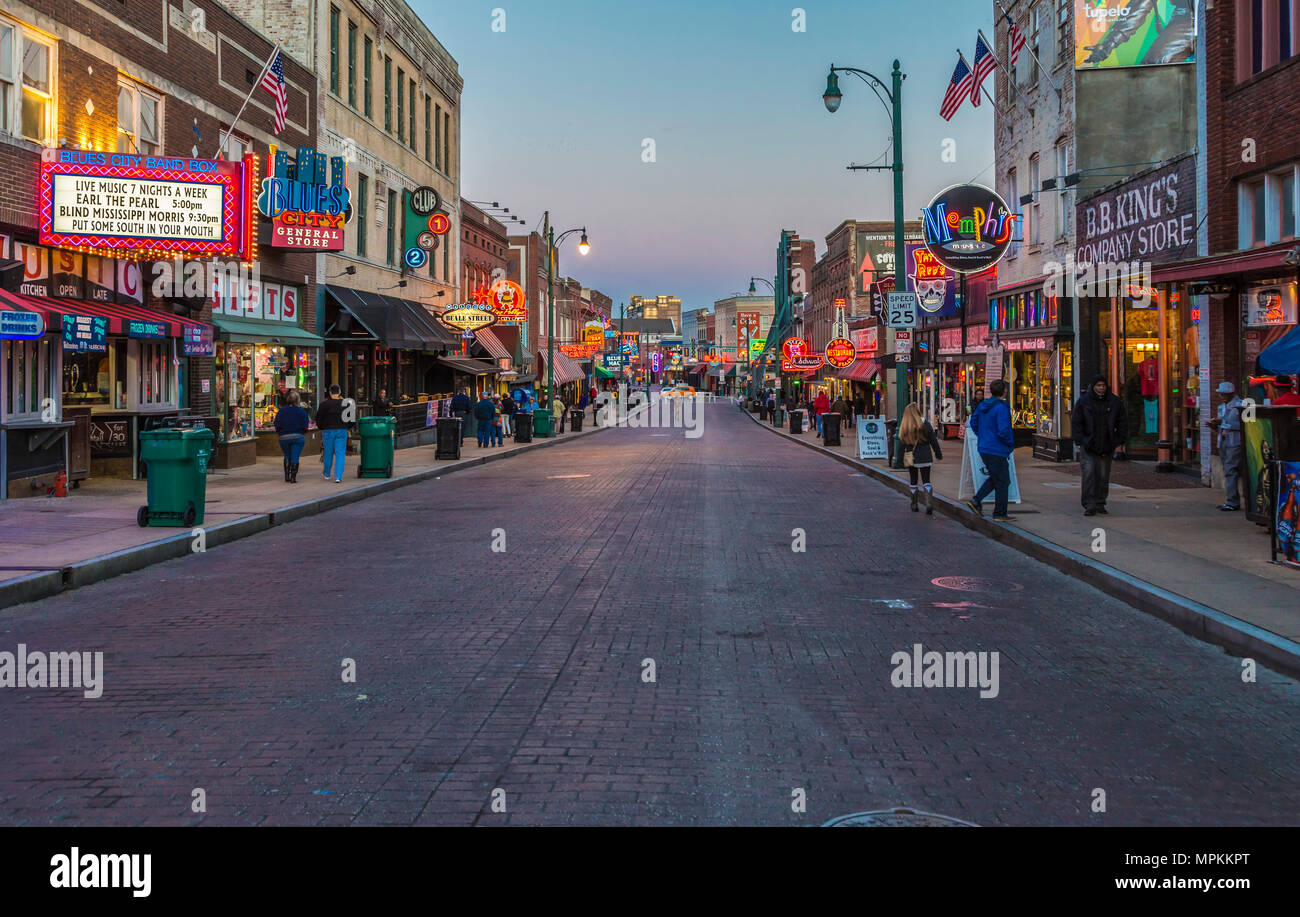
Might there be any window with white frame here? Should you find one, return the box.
[0,16,55,143]
[1056,0,1071,62]
[2,336,59,423]
[1055,141,1070,239]
[218,130,248,163]
[1028,154,1041,245]
[1027,3,1041,86]
[1239,165,1300,248]
[133,339,176,410]
[1007,167,1019,255]
[117,78,162,156]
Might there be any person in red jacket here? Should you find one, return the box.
[813,390,831,437]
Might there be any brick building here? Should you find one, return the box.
[0,0,318,495]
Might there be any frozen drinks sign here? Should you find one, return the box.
[39,149,250,260]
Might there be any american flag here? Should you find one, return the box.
[1005,10,1027,67]
[970,33,998,107]
[940,54,973,121]
[260,49,288,134]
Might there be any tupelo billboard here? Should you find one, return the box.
[1074,0,1195,70]
[39,149,252,261]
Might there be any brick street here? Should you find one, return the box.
[0,404,1296,826]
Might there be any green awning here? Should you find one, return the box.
[214,316,326,348]
[594,365,616,379]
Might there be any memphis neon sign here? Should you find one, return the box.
[920,183,1018,274]
[39,149,251,261]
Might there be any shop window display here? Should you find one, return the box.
[215,343,253,442]
[254,346,319,432]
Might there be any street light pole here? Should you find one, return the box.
[824,59,908,423]
[542,211,590,409]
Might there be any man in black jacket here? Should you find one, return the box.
[450,388,472,445]
[1071,375,1128,516]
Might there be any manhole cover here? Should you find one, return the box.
[931,576,1024,593]
[823,808,978,827]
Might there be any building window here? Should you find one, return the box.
[444,110,451,175]
[434,103,442,170]
[219,131,248,162]
[1282,167,1298,240]
[1055,141,1069,239]
[384,55,391,132]
[2,336,58,423]
[117,78,162,156]
[1242,165,1300,246]
[386,187,397,266]
[363,36,373,117]
[424,95,431,162]
[357,173,368,258]
[396,66,404,141]
[135,339,176,409]
[1283,0,1295,60]
[1056,0,1070,62]
[408,79,416,151]
[347,21,357,108]
[1028,3,1041,85]
[1240,177,1267,247]
[0,19,55,143]
[443,238,449,282]
[329,5,340,96]
[1241,0,1298,78]
[1028,154,1040,245]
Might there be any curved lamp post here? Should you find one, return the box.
[543,211,590,408]
[745,277,776,396]
[823,60,909,424]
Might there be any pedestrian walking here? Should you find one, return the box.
[966,379,1014,521]
[474,392,496,447]
[813,390,830,437]
[1070,375,1128,516]
[834,394,851,429]
[451,387,472,445]
[315,384,348,483]
[853,392,867,425]
[273,390,309,483]
[489,394,505,446]
[553,394,566,433]
[895,403,943,514]
[1210,381,1246,511]
[371,388,392,417]
[499,392,515,437]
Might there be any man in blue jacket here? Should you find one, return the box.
[966,379,1015,521]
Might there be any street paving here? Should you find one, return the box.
[0,404,1296,826]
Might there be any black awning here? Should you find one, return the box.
[0,258,23,293]
[438,355,500,376]
[325,285,456,351]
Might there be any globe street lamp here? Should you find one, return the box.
[823,60,908,425]
[543,211,590,409]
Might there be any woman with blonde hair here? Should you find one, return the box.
[894,402,943,514]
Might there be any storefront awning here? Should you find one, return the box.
[1259,324,1300,375]
[438,355,500,376]
[687,362,710,374]
[325,285,454,351]
[0,288,210,339]
[708,363,737,378]
[474,327,512,362]
[538,348,586,385]
[838,357,879,382]
[214,315,325,348]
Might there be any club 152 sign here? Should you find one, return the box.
[921,183,1017,274]
[258,147,349,251]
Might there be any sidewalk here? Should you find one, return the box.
[747,408,1300,651]
[0,423,602,607]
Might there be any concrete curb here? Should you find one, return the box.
[1,425,606,610]
[743,408,1300,679]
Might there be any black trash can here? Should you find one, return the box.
[569,408,584,432]
[823,412,842,446]
[514,412,534,443]
[435,416,462,460]
[771,407,785,427]
[789,410,803,434]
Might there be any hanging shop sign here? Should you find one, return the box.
[0,310,44,340]
[127,319,167,339]
[1074,0,1195,70]
[258,146,349,251]
[650,351,662,373]
[1075,154,1196,268]
[938,327,964,355]
[583,321,605,348]
[39,149,253,261]
[921,183,1017,274]
[825,338,855,368]
[410,186,441,216]
[905,243,958,316]
[1242,281,1298,328]
[403,186,450,270]
[852,326,879,355]
[488,279,527,325]
[439,305,497,332]
[781,337,809,360]
[62,314,107,352]
[782,354,825,373]
[749,337,766,358]
[561,343,599,359]
[183,323,215,356]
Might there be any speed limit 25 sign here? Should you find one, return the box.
[886,292,918,328]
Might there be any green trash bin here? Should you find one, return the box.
[532,409,553,438]
[357,415,396,478]
[137,425,214,528]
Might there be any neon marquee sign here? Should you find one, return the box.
[258,146,349,252]
[921,183,1017,274]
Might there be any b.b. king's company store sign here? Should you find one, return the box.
[257,147,350,251]
[1075,155,1196,268]
[38,149,252,261]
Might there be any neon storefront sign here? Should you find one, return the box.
[921,183,1017,274]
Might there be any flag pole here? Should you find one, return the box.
[993,0,1062,93]
[964,41,998,108]
[212,41,282,159]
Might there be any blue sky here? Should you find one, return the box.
[410,0,997,312]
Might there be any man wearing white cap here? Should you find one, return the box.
[1209,381,1245,511]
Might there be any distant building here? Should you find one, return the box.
[628,294,682,330]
